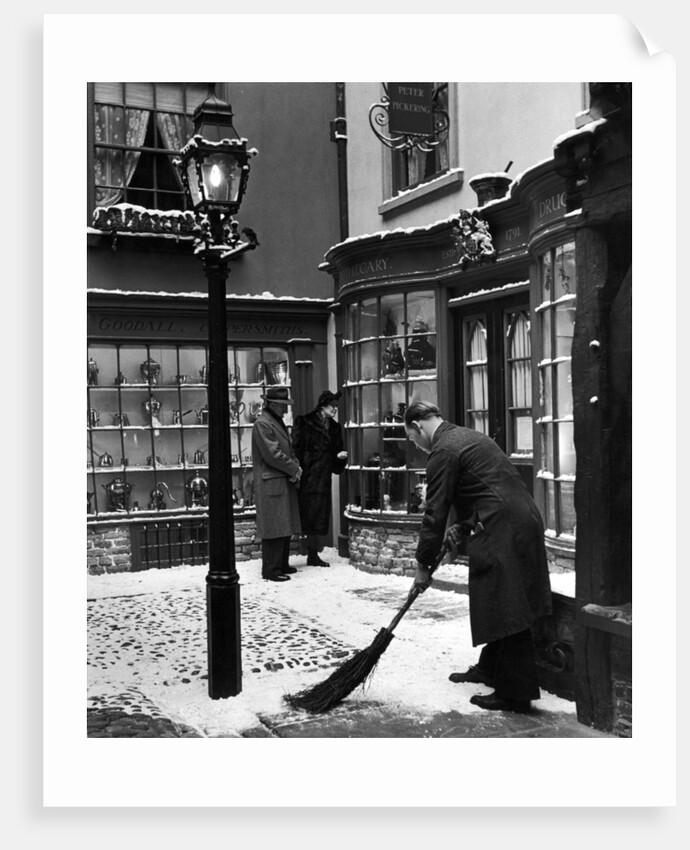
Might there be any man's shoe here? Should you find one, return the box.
[449,665,494,686]
[281,566,298,575]
[469,692,532,713]
[263,574,290,582]
[307,554,330,567]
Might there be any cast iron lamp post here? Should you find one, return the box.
[175,86,258,698]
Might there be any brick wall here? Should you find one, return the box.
[88,524,133,575]
[88,517,269,574]
[348,519,421,576]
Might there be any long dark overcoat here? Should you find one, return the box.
[292,411,346,535]
[251,410,302,540]
[416,421,552,646]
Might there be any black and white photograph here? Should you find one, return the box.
[35,11,676,818]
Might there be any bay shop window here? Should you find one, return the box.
[536,241,577,538]
[343,290,438,515]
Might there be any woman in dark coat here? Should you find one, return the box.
[292,390,347,566]
[405,401,552,713]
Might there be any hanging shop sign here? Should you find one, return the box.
[388,83,434,136]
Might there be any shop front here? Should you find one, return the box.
[324,157,577,578]
[87,291,331,572]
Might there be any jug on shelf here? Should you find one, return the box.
[148,481,177,511]
[140,357,161,384]
[196,405,209,425]
[98,451,114,468]
[87,357,99,386]
[199,365,208,383]
[88,408,101,427]
[111,412,130,426]
[193,449,206,465]
[143,396,162,419]
[262,360,288,385]
[172,408,193,425]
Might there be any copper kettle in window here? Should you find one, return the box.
[102,475,132,511]
[148,481,177,511]
[185,471,208,507]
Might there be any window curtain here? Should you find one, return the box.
[94,106,150,207]
[509,312,532,408]
[155,112,188,188]
[467,321,488,434]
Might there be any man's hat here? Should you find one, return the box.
[262,386,294,404]
[317,389,341,408]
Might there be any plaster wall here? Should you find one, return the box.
[344,82,583,237]
[221,82,341,300]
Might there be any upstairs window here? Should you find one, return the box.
[91,82,209,213]
[392,83,449,194]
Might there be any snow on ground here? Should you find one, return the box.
[87,549,577,736]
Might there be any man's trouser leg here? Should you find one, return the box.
[262,536,289,578]
[479,629,541,702]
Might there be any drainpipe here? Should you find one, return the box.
[330,83,349,555]
[330,82,349,241]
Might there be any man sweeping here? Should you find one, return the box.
[404,401,552,713]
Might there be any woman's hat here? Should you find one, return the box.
[261,386,294,404]
[317,390,341,408]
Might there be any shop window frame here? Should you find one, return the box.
[534,240,577,539]
[342,289,439,517]
[87,340,292,520]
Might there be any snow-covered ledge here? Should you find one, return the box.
[378,167,464,216]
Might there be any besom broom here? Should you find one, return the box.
[284,544,449,713]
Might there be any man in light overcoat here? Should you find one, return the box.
[251,386,302,582]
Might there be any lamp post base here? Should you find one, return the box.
[206,577,242,698]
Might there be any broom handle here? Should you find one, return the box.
[385,544,449,634]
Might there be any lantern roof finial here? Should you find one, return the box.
[193,85,239,142]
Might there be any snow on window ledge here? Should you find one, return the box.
[378,167,464,216]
